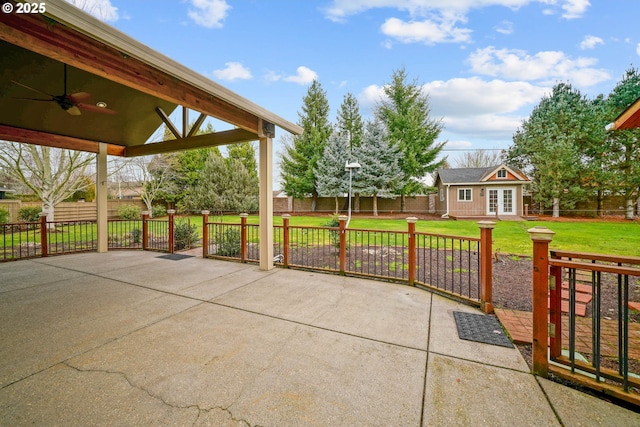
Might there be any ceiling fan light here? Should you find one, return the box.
[96,101,107,108]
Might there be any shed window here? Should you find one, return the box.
[458,188,472,201]
[439,188,445,202]
[497,169,507,178]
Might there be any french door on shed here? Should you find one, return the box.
[487,188,514,215]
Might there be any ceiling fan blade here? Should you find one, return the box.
[66,105,82,116]
[77,103,117,115]
[13,97,55,102]
[68,92,91,102]
[11,80,54,98]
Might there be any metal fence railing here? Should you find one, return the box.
[202,213,495,311]
[529,228,640,408]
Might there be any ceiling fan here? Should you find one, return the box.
[11,63,117,116]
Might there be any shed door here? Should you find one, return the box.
[487,188,514,215]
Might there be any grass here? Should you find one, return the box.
[210,214,639,257]
[2,214,638,258]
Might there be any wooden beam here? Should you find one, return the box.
[0,124,125,156]
[125,128,258,157]
[0,13,261,134]
[613,97,640,130]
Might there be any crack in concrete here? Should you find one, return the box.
[62,361,255,426]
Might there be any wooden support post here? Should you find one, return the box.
[201,210,210,258]
[407,217,418,286]
[282,214,290,267]
[167,209,175,254]
[479,221,496,314]
[39,213,48,257]
[240,213,248,262]
[258,132,274,271]
[339,215,347,275]
[142,211,149,251]
[528,226,555,378]
[549,262,563,359]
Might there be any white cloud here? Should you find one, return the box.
[579,35,604,50]
[381,15,472,45]
[187,0,230,29]
[636,43,640,57]
[495,20,514,35]
[562,0,590,19]
[283,66,318,85]
[212,62,252,81]
[446,140,473,149]
[467,46,610,87]
[64,0,119,22]
[358,77,546,138]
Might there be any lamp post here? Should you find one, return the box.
[345,160,361,228]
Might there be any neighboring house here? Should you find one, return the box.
[433,164,530,218]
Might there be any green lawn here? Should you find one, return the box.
[208,214,639,257]
[3,215,637,258]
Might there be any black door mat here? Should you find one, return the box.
[453,311,514,348]
[156,253,194,261]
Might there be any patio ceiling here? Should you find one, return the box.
[609,96,640,131]
[0,0,302,157]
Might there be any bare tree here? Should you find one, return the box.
[115,155,175,217]
[0,142,94,224]
[453,150,504,168]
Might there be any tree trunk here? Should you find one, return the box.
[552,197,560,218]
[373,194,378,217]
[42,201,55,230]
[334,196,339,214]
[401,194,406,213]
[311,192,318,212]
[354,193,360,213]
[596,190,603,218]
[626,198,634,220]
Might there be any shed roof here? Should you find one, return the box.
[436,164,529,185]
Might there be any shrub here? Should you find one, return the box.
[216,228,241,257]
[151,204,166,218]
[174,220,199,250]
[130,228,142,244]
[18,206,42,222]
[0,207,9,224]
[117,204,141,220]
[325,214,341,249]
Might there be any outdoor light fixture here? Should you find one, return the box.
[96,101,108,108]
[345,161,361,228]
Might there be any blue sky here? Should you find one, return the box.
[70,0,640,185]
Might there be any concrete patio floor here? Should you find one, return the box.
[1,251,639,426]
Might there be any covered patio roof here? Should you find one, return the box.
[0,0,301,270]
[0,0,302,156]
[608,96,640,131]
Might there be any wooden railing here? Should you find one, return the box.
[529,227,640,407]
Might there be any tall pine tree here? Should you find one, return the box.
[354,120,403,216]
[280,80,332,210]
[315,133,350,213]
[376,68,445,212]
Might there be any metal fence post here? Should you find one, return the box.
[142,211,149,251]
[39,213,48,257]
[240,213,248,262]
[282,214,290,267]
[339,215,347,275]
[478,221,496,314]
[201,210,209,258]
[528,226,555,377]
[167,209,175,254]
[407,217,418,286]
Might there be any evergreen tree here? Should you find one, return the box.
[508,83,590,217]
[336,92,364,151]
[280,80,332,210]
[353,120,403,216]
[603,67,640,219]
[315,133,350,213]
[227,142,258,181]
[376,68,445,211]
